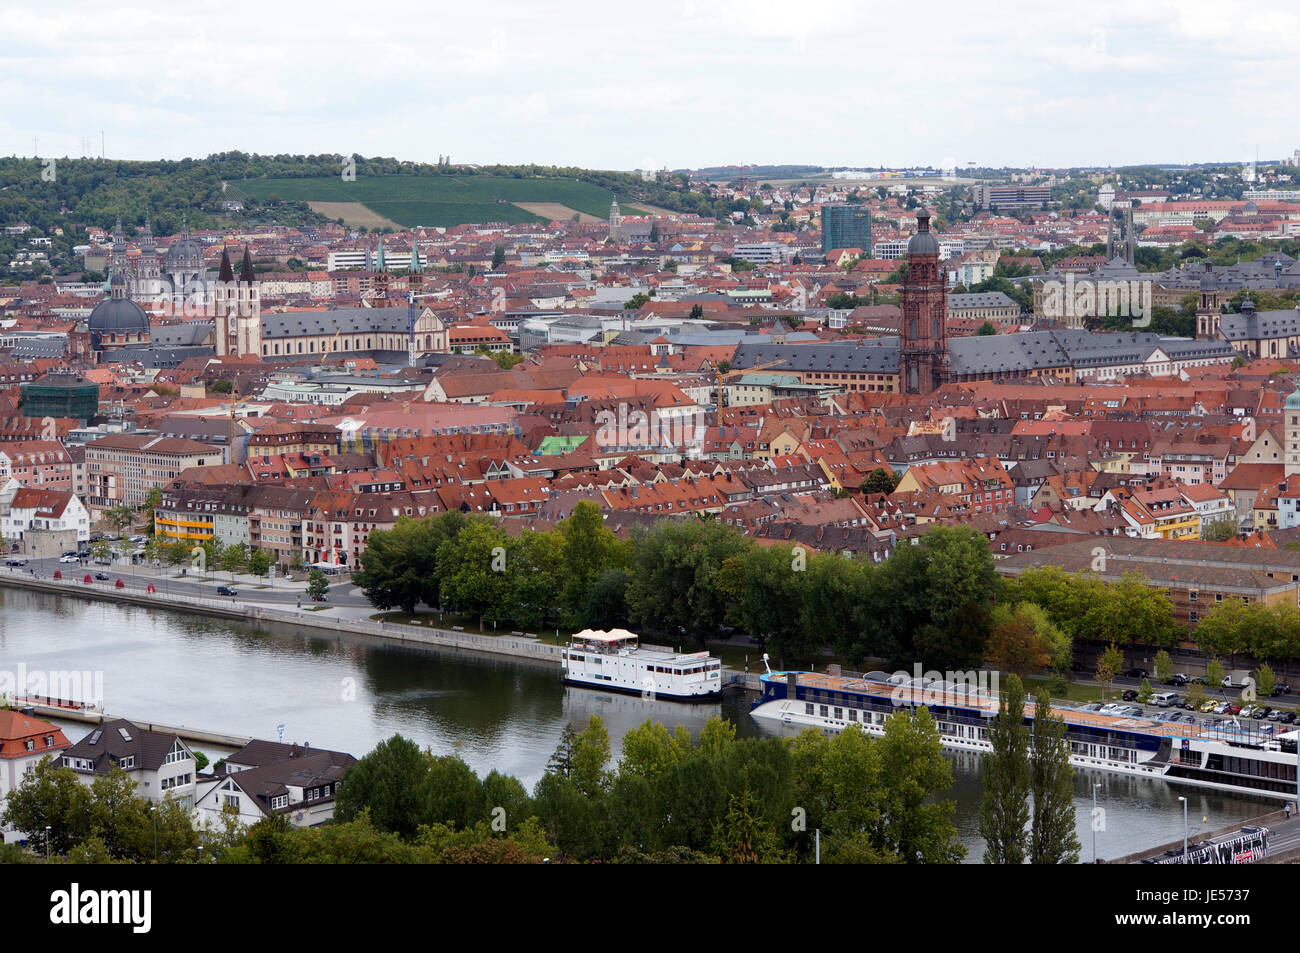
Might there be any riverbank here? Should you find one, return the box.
[0,570,761,690]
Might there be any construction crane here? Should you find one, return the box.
[713,359,786,410]
[319,327,342,368]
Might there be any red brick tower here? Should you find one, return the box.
[899,208,949,394]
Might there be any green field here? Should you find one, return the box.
[236,174,652,226]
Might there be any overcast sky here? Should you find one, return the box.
[3,0,1294,171]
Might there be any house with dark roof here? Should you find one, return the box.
[193,740,356,830]
[59,719,198,809]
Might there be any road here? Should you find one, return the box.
[4,554,372,612]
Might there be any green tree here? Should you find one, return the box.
[306,568,329,601]
[437,519,510,625]
[491,245,506,269]
[873,709,965,863]
[1137,677,1153,704]
[1096,643,1124,699]
[624,518,748,644]
[247,548,271,578]
[1028,689,1080,864]
[861,467,899,495]
[334,734,433,840]
[1206,657,1225,690]
[1,758,93,856]
[979,673,1030,864]
[1154,649,1173,684]
[571,715,613,800]
[1255,662,1276,698]
[219,541,249,579]
[976,321,997,336]
[712,775,787,864]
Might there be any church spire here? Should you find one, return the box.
[218,247,234,283]
[239,245,255,284]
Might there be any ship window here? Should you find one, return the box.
[819,705,828,717]
[848,709,858,721]
[805,703,814,715]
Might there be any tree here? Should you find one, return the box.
[306,569,329,602]
[1137,677,1153,704]
[1028,689,1080,864]
[437,519,511,625]
[712,775,787,864]
[140,487,163,537]
[491,245,506,269]
[1154,649,1173,684]
[979,674,1030,864]
[873,709,965,863]
[104,505,135,535]
[1,758,93,856]
[624,292,651,310]
[219,542,248,579]
[1255,661,1276,698]
[570,715,613,800]
[334,734,433,840]
[247,548,271,578]
[977,321,997,336]
[1202,515,1238,541]
[861,467,899,495]
[1206,657,1225,690]
[1096,643,1124,698]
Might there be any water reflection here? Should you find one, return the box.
[0,586,1276,861]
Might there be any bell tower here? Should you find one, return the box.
[1195,261,1222,340]
[899,208,949,394]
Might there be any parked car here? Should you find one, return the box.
[59,554,78,563]
[1253,707,1271,720]
[217,585,238,596]
[1280,711,1297,724]
[1121,705,1144,716]
[1080,703,1104,712]
[1199,699,1219,713]
[5,558,26,567]
[1121,689,1139,701]
[93,572,109,581]
[1225,703,1242,715]
[1267,709,1282,721]
[1125,668,1149,679]
[1271,683,1293,697]
[1164,673,1190,686]
[1212,702,1231,715]
[1099,704,1122,715]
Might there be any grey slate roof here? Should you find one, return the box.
[261,306,422,339]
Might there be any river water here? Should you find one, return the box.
[0,587,1274,862]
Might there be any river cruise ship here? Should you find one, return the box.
[751,670,1300,800]
[562,629,722,701]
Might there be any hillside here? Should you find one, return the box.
[232,174,657,227]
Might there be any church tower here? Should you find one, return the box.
[137,217,160,298]
[899,208,949,394]
[214,247,236,356]
[1286,387,1300,477]
[609,199,622,241]
[373,238,389,301]
[1195,261,1222,340]
[235,246,262,357]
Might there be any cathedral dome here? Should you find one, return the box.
[88,295,150,335]
[163,234,203,271]
[1199,263,1218,291]
[907,208,939,256]
[1286,388,1300,411]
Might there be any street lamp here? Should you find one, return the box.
[45,825,51,862]
[1178,796,1188,864]
[1092,782,1102,864]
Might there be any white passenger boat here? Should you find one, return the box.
[562,629,722,701]
[750,670,1300,800]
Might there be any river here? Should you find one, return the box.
[0,586,1274,862]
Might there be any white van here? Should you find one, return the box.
[1152,691,1180,707]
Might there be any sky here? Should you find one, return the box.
[2,0,1296,172]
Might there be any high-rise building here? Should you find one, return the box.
[821,204,872,255]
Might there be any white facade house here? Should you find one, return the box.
[192,741,355,831]
[1,488,90,542]
[59,720,198,810]
[0,710,70,844]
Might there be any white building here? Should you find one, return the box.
[0,710,70,844]
[58,720,198,811]
[1,488,90,542]
[192,741,355,831]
